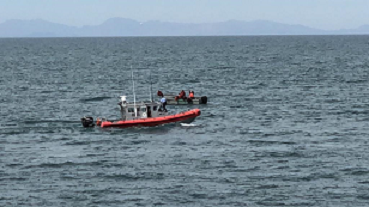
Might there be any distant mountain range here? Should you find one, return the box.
[1,18,369,37]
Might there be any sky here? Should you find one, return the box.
[1,0,368,30]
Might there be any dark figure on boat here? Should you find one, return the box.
[147,106,152,117]
[157,90,164,97]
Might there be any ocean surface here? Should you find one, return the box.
[1,36,369,206]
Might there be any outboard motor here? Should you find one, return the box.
[200,96,208,104]
[81,116,95,128]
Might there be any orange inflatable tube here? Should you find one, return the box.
[100,109,201,128]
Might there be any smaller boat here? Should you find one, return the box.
[157,90,207,105]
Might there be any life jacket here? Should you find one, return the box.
[189,91,194,98]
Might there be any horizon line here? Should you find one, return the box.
[2,34,369,39]
[1,17,367,32]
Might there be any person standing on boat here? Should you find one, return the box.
[161,96,167,112]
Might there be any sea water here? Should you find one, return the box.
[1,36,369,206]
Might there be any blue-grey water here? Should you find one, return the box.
[1,36,369,206]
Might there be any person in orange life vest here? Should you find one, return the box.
[175,90,186,101]
[189,90,194,99]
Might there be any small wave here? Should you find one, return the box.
[358,181,369,184]
[357,195,369,200]
[271,151,301,158]
[58,193,88,201]
[257,201,314,206]
[40,90,53,93]
[247,140,296,146]
[346,79,368,84]
[0,123,18,127]
[23,120,79,124]
[189,193,207,199]
[91,198,145,205]
[0,197,12,201]
[255,151,302,158]
[22,161,104,169]
[347,170,369,176]
[171,141,187,146]
[180,123,196,127]
[129,140,150,145]
[5,163,23,167]
[80,96,111,102]
[208,66,236,70]
[0,177,28,182]
[98,172,165,181]
[229,105,243,109]
[255,184,279,189]
[233,166,261,172]
[64,140,91,145]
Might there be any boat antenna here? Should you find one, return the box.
[131,65,137,117]
[149,69,153,102]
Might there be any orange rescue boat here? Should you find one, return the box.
[99,108,200,128]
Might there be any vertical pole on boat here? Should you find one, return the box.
[131,65,137,117]
[149,69,153,102]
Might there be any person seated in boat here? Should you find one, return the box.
[180,90,186,99]
[161,96,167,112]
[189,90,194,99]
[175,90,186,101]
[187,90,194,103]
[157,90,164,97]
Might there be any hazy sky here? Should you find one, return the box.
[1,0,368,30]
